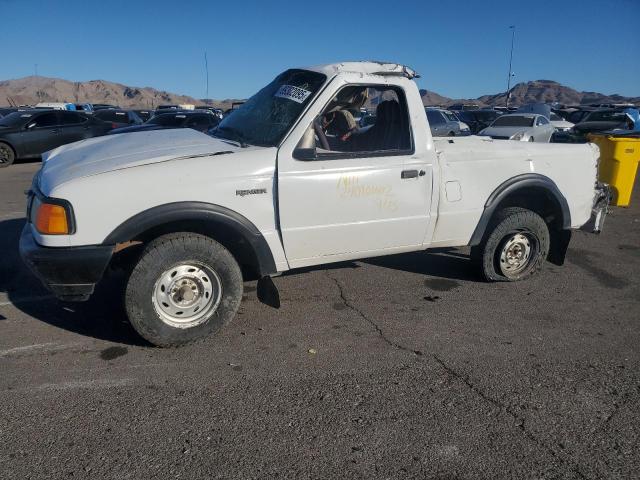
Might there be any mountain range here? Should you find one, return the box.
[1,76,638,110]
[0,76,239,110]
[421,80,640,108]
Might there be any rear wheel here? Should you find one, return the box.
[125,232,243,347]
[471,207,549,282]
[0,142,15,168]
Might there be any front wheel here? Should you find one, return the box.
[471,207,550,282]
[125,232,243,347]
[0,142,15,168]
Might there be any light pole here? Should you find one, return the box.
[505,25,515,108]
[204,52,209,102]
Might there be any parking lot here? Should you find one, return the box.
[0,159,639,478]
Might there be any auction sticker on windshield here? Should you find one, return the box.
[275,85,312,104]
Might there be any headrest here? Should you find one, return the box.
[376,101,402,124]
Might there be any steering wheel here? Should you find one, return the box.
[313,116,330,151]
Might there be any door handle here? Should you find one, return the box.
[401,170,419,179]
[51,129,59,133]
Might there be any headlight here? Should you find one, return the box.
[31,195,75,235]
[510,131,527,141]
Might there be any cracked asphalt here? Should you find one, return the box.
[1,160,639,479]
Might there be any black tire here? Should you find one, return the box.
[0,142,15,168]
[448,131,456,137]
[528,137,535,142]
[471,207,549,282]
[125,232,243,347]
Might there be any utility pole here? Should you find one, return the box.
[505,25,515,108]
[34,64,42,102]
[204,52,209,103]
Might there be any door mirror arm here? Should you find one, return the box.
[293,147,317,161]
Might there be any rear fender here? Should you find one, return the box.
[469,173,572,249]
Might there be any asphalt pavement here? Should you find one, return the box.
[1,159,639,479]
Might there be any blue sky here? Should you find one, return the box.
[1,0,638,100]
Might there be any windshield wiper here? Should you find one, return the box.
[211,126,249,148]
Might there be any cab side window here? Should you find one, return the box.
[32,112,59,128]
[299,85,413,159]
[537,116,549,126]
[59,112,87,125]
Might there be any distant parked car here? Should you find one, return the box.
[92,104,119,111]
[566,108,597,125]
[479,114,555,142]
[570,109,635,140]
[0,110,111,167]
[448,103,480,111]
[455,109,503,134]
[93,109,144,128]
[134,110,153,122]
[156,105,181,113]
[359,112,377,128]
[195,106,224,119]
[425,108,468,136]
[551,109,635,144]
[443,109,471,135]
[108,111,220,135]
[74,103,94,113]
[576,109,633,131]
[549,112,574,131]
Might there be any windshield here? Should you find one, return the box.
[147,114,187,127]
[550,113,562,121]
[212,69,326,147]
[443,111,459,122]
[491,115,534,127]
[585,111,627,122]
[0,112,33,128]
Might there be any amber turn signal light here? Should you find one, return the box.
[35,202,70,235]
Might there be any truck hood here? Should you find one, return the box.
[40,129,245,191]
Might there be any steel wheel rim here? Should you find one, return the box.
[152,262,222,329]
[499,232,535,277]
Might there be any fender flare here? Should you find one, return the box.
[468,173,571,246]
[102,202,277,276]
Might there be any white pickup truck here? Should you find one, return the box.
[20,62,609,346]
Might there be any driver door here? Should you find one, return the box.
[277,81,434,269]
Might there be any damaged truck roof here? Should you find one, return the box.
[306,61,420,79]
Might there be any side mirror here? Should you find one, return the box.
[26,122,37,130]
[293,147,317,161]
[293,124,318,161]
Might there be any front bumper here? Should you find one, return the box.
[580,183,611,234]
[19,225,114,301]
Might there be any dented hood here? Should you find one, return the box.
[40,129,243,190]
